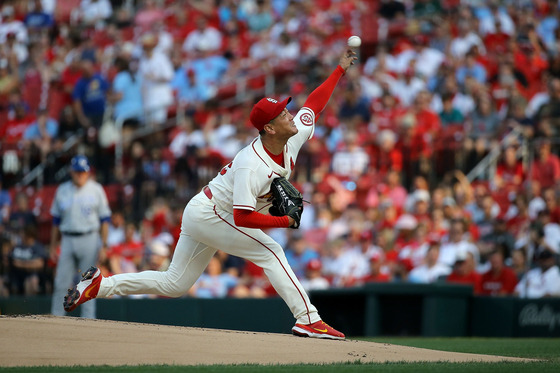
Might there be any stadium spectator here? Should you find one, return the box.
[446,250,482,293]
[456,50,487,85]
[285,234,320,280]
[188,41,230,103]
[22,108,58,170]
[479,247,518,296]
[8,225,47,295]
[247,0,274,33]
[1,102,35,146]
[299,258,330,291]
[107,222,144,275]
[78,0,113,27]
[182,17,222,54]
[106,211,126,248]
[530,140,560,189]
[439,219,480,268]
[331,130,369,178]
[478,1,516,37]
[514,249,560,298]
[135,0,166,32]
[360,253,391,284]
[0,5,28,44]
[494,145,524,189]
[138,33,174,126]
[2,30,28,65]
[189,256,239,298]
[408,242,451,284]
[439,93,465,127]
[450,20,486,59]
[144,239,170,272]
[72,58,109,129]
[24,0,54,38]
[338,85,371,124]
[112,56,143,126]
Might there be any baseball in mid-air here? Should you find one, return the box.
[347,35,362,48]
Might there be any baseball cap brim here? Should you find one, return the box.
[72,165,90,172]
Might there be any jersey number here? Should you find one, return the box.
[220,161,233,175]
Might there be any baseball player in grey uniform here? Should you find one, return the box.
[50,155,111,318]
[64,51,356,339]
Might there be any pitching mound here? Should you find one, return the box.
[0,315,527,367]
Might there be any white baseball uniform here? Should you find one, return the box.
[97,106,321,324]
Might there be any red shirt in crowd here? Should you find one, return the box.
[0,114,35,144]
[479,267,518,296]
[446,271,482,294]
[368,146,403,174]
[108,240,144,261]
[496,161,524,186]
[531,154,560,189]
[361,272,391,283]
[414,108,441,137]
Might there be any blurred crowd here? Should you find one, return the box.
[1,0,560,300]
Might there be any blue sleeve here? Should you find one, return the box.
[113,73,127,93]
[48,119,59,137]
[171,69,185,90]
[23,124,37,140]
[52,216,61,226]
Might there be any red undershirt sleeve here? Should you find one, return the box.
[303,65,345,117]
[234,208,290,229]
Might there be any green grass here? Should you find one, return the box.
[361,337,560,361]
[1,338,559,372]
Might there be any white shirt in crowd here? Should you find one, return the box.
[300,277,330,292]
[139,51,174,116]
[169,129,207,158]
[438,240,479,267]
[80,0,112,25]
[450,32,486,59]
[182,27,222,53]
[331,148,370,178]
[390,77,427,107]
[393,47,445,79]
[431,92,476,117]
[515,266,560,298]
[408,263,452,284]
[479,10,515,36]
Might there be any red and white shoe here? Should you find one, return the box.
[63,266,102,312]
[292,320,345,340]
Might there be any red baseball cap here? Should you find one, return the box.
[250,96,292,132]
[306,258,322,271]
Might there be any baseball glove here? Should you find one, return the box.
[269,177,304,229]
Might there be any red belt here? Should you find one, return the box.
[203,185,213,199]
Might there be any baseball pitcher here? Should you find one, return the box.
[63,50,357,339]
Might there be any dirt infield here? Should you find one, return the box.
[0,315,528,367]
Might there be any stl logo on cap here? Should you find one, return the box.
[266,98,278,103]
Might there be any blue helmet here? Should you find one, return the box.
[71,155,90,172]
